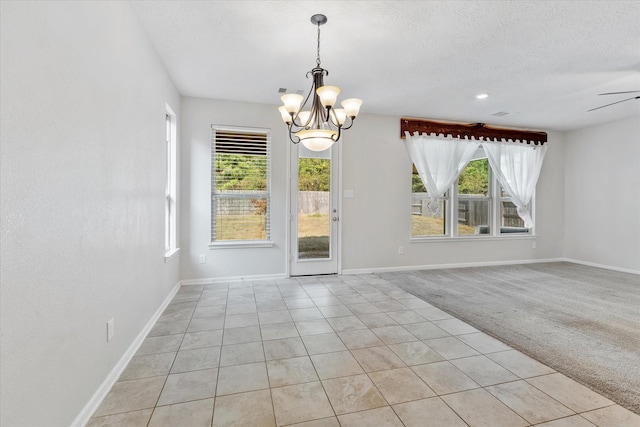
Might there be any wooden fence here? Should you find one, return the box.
[298,191,330,214]
[412,193,524,228]
[214,191,330,216]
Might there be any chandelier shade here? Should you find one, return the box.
[278,14,362,151]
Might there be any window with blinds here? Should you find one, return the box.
[211,126,271,243]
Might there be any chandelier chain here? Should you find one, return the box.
[316,23,321,67]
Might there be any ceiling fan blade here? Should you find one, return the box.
[588,96,640,112]
[598,90,640,95]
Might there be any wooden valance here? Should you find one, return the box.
[401,118,547,145]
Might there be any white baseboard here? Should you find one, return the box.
[561,258,640,276]
[180,273,288,285]
[342,258,564,275]
[71,281,181,427]
[342,258,640,276]
[177,258,637,286]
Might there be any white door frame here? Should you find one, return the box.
[287,140,342,277]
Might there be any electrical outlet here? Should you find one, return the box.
[199,254,206,264]
[107,318,114,342]
[532,242,537,249]
[398,246,404,255]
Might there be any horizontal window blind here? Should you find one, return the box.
[215,130,268,155]
[211,126,271,242]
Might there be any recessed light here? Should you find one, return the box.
[476,93,489,100]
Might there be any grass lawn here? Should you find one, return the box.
[298,214,330,258]
[215,214,267,240]
[411,215,477,236]
[215,213,330,241]
[216,213,478,241]
[298,214,330,237]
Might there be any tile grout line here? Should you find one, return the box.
[89,274,635,426]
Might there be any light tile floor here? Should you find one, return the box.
[88,274,640,427]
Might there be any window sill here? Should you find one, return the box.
[164,247,180,263]
[209,241,274,249]
[411,235,536,243]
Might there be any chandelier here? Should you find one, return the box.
[278,14,363,152]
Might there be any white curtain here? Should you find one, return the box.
[404,131,480,216]
[484,142,547,228]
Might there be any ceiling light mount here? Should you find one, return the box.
[310,14,327,26]
[278,14,362,151]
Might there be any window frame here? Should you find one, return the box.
[164,106,179,261]
[410,149,535,241]
[454,156,492,237]
[209,125,273,249]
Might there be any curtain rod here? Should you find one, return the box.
[401,118,547,145]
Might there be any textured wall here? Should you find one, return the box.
[564,117,640,272]
[0,2,180,426]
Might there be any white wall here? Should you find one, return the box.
[564,116,640,272]
[181,97,565,280]
[340,114,565,271]
[180,97,289,280]
[0,2,181,426]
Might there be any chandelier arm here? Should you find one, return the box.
[288,124,303,134]
[313,104,323,129]
[290,90,313,128]
[292,66,329,129]
[327,106,341,130]
[329,108,344,131]
[340,117,357,131]
[300,76,315,106]
[286,124,301,144]
[311,68,327,126]
[287,111,301,129]
[289,116,303,129]
[303,87,320,130]
[333,125,342,142]
[312,96,326,130]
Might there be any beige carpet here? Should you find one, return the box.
[381,262,640,414]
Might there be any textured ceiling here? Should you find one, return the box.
[130,0,640,131]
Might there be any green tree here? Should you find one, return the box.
[412,172,426,193]
[411,158,489,195]
[298,158,330,191]
[215,154,267,191]
[458,158,488,194]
